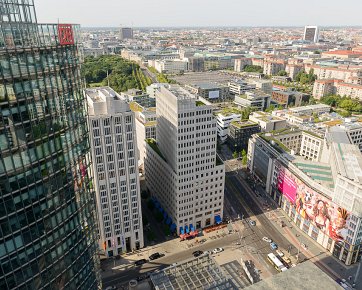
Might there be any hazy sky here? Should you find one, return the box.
[35,0,362,27]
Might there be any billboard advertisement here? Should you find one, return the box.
[208,90,220,99]
[277,165,350,243]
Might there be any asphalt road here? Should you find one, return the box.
[102,232,243,288]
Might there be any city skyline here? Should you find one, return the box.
[35,0,362,27]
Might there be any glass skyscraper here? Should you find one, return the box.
[0,1,100,289]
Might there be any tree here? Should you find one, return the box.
[242,155,248,166]
[243,65,263,73]
[232,151,238,159]
[265,104,276,112]
[277,70,287,76]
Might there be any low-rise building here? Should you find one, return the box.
[152,59,188,74]
[289,104,331,116]
[251,79,273,94]
[185,82,229,102]
[216,112,242,143]
[227,120,260,151]
[228,80,256,95]
[249,111,287,132]
[234,91,271,111]
[272,90,309,107]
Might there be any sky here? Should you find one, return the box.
[35,0,362,27]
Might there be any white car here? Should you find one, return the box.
[262,237,272,243]
[276,250,284,257]
[212,247,224,254]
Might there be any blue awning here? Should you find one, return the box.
[170,223,176,232]
[185,225,189,234]
[180,227,184,235]
[215,215,222,224]
[190,224,194,232]
[166,217,172,225]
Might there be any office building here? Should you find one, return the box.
[216,112,242,143]
[120,27,133,40]
[228,80,256,95]
[272,90,309,107]
[0,1,100,289]
[247,127,362,265]
[227,120,260,152]
[234,91,271,111]
[145,85,225,234]
[152,59,188,74]
[86,87,144,256]
[185,82,229,102]
[303,26,319,43]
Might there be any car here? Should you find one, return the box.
[276,250,284,257]
[204,250,211,255]
[262,236,272,243]
[270,242,278,250]
[192,250,204,257]
[212,247,224,254]
[149,252,164,260]
[249,220,256,226]
[134,259,148,266]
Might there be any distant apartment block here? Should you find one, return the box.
[145,85,225,234]
[303,26,319,43]
[263,59,286,75]
[321,50,362,59]
[313,79,362,101]
[150,59,188,74]
[86,87,144,256]
[120,27,133,40]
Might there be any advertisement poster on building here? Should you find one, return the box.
[277,165,350,243]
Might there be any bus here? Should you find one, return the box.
[267,253,288,272]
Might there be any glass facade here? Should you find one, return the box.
[0,1,100,289]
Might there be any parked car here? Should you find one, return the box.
[212,247,224,254]
[149,252,164,260]
[276,250,284,257]
[204,250,211,255]
[192,250,204,257]
[270,242,278,250]
[262,236,272,243]
[134,259,148,266]
[248,220,256,226]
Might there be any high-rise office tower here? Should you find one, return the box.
[145,85,225,235]
[0,1,100,289]
[86,87,144,256]
[303,26,319,43]
[120,27,133,40]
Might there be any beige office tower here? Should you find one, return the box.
[145,85,225,235]
[86,87,144,256]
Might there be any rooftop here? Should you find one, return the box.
[231,120,258,129]
[150,254,238,290]
[244,261,342,290]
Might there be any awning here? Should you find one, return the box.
[163,212,167,219]
[185,225,189,234]
[180,227,184,235]
[170,223,176,232]
[215,215,222,224]
[190,224,194,232]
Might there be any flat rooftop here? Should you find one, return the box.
[232,120,259,129]
[243,261,342,290]
[85,86,122,103]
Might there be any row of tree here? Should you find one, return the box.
[82,55,151,92]
[320,95,362,114]
[243,65,263,73]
